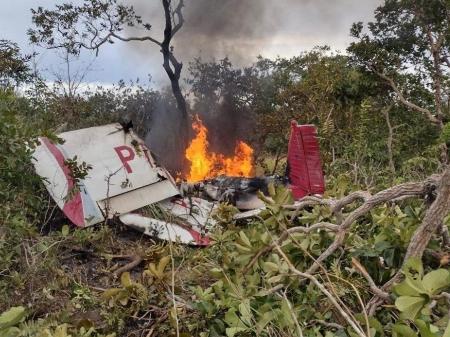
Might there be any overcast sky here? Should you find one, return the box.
[1,0,382,88]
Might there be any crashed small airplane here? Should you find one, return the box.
[32,120,324,246]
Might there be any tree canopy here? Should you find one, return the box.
[0,39,32,87]
[349,0,450,129]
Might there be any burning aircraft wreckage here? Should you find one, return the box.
[32,118,325,246]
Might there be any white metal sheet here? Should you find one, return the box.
[32,123,179,226]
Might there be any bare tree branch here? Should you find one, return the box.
[351,258,389,299]
[30,0,190,170]
[113,255,143,276]
[330,191,372,214]
[171,0,185,37]
[371,67,441,126]
[425,27,445,120]
[110,32,161,46]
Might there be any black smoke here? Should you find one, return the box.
[128,0,381,68]
[129,0,381,172]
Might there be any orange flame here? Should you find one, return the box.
[185,116,254,182]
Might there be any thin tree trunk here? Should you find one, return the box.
[382,104,395,175]
[166,72,190,171]
[271,146,283,175]
[160,0,189,172]
[403,165,450,261]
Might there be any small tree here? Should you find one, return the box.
[29,0,189,170]
[349,0,450,133]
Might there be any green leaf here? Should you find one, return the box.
[395,296,426,320]
[324,332,338,337]
[392,323,417,337]
[1,326,21,337]
[225,327,247,337]
[268,183,276,198]
[148,262,160,278]
[157,256,171,276]
[404,276,427,295]
[101,288,121,300]
[120,272,132,287]
[256,311,275,333]
[260,232,270,244]
[238,300,252,326]
[274,186,293,205]
[235,243,252,253]
[117,292,129,306]
[394,279,421,296]
[224,308,247,331]
[0,307,26,330]
[262,262,279,273]
[210,268,223,278]
[403,257,423,277]
[422,269,450,295]
[414,319,439,337]
[355,314,385,337]
[267,275,283,284]
[280,297,294,327]
[238,231,252,248]
[61,224,69,237]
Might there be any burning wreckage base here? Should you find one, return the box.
[32,122,324,246]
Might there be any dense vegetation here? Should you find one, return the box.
[1,1,450,337]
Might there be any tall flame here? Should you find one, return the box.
[185,116,254,182]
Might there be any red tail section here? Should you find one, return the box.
[287,121,325,199]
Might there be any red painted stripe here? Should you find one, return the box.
[41,138,85,226]
[177,222,210,246]
[171,198,189,208]
[167,199,210,246]
[187,229,210,246]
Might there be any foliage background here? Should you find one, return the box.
[1,1,450,336]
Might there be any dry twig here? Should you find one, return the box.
[113,255,143,276]
[275,245,368,337]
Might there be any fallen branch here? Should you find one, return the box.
[283,191,372,213]
[351,258,389,299]
[113,255,143,276]
[243,172,446,319]
[242,172,450,324]
[331,191,372,214]
[367,167,450,314]
[310,320,344,330]
[245,176,440,276]
[404,167,450,261]
[439,223,450,248]
[284,196,331,211]
[306,176,440,274]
